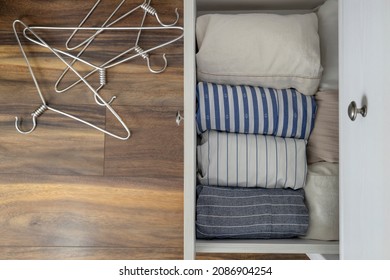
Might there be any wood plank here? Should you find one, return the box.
[0,104,105,175]
[0,0,188,261]
[1,28,184,55]
[0,247,183,260]
[0,52,183,107]
[104,105,183,178]
[0,174,183,248]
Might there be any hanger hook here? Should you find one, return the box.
[134,46,167,74]
[146,53,167,74]
[14,104,47,135]
[94,68,117,106]
[141,2,179,27]
[155,8,179,27]
[15,115,37,134]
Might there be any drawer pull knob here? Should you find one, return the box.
[348,101,367,121]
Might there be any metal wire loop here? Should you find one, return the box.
[134,45,167,74]
[99,68,106,86]
[140,2,157,16]
[134,45,149,59]
[31,104,48,118]
[15,104,48,134]
[94,67,117,106]
[140,2,179,27]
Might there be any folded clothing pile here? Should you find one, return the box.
[195,82,315,239]
[195,0,339,241]
[196,83,315,190]
[196,186,309,239]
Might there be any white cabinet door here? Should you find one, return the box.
[340,0,390,259]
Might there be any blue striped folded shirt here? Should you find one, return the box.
[196,82,317,139]
[196,185,309,239]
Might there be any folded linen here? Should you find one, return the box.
[301,162,339,241]
[307,90,339,164]
[197,130,307,189]
[196,185,309,239]
[196,13,322,95]
[196,82,317,139]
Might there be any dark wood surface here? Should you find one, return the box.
[0,175,183,248]
[0,0,307,260]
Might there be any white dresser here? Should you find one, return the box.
[183,0,390,260]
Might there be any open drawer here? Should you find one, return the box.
[183,0,339,260]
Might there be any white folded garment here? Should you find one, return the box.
[197,131,307,189]
[196,13,322,95]
[301,162,339,241]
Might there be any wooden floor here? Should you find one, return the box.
[0,0,307,260]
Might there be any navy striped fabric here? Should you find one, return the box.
[196,82,317,139]
[196,185,309,239]
[197,131,307,189]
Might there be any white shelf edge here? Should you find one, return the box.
[183,0,197,260]
[196,239,339,254]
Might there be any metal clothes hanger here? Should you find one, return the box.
[33,0,181,105]
[139,0,179,27]
[57,0,130,106]
[22,26,114,107]
[21,27,108,100]
[65,0,179,51]
[23,25,184,105]
[61,0,177,75]
[133,0,168,74]
[13,20,131,140]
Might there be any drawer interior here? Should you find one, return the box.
[184,0,339,259]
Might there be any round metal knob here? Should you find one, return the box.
[176,111,183,126]
[348,101,367,121]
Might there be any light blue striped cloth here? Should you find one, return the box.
[196,185,309,239]
[196,82,317,139]
[197,131,307,189]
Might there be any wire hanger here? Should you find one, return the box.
[22,26,115,107]
[23,24,183,105]
[139,0,179,27]
[133,0,168,74]
[65,0,179,51]
[13,20,131,140]
[53,0,180,100]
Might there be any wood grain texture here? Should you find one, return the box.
[0,50,183,107]
[0,0,185,260]
[0,247,184,260]
[104,105,183,178]
[0,174,183,248]
[0,104,105,175]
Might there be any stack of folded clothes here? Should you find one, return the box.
[194,0,340,241]
[196,0,338,240]
[195,83,316,239]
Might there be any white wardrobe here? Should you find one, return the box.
[183,0,390,260]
